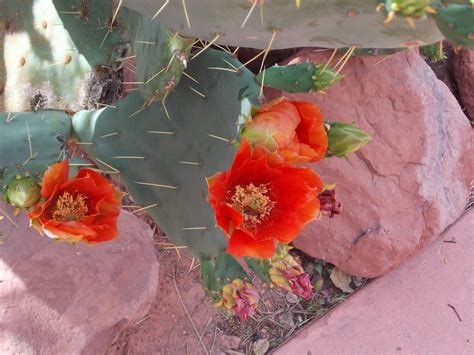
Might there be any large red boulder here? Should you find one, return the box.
[276,49,472,277]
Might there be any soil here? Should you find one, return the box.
[105,205,367,355]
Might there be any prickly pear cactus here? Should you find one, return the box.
[72,49,259,257]
[0,111,72,182]
[201,253,248,293]
[122,7,194,105]
[123,0,445,49]
[256,63,343,93]
[435,4,474,49]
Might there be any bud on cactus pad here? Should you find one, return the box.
[5,175,41,209]
[326,122,372,158]
[256,63,343,93]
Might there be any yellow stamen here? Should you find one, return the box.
[229,183,275,226]
[52,192,88,222]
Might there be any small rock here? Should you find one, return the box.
[252,338,270,355]
[279,312,295,329]
[285,292,299,304]
[0,202,159,354]
[218,334,242,351]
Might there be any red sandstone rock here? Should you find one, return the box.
[275,49,472,277]
[450,48,474,122]
[275,211,473,354]
[0,203,159,354]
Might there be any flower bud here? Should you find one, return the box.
[326,122,371,158]
[5,176,41,209]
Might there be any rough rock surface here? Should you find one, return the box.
[276,210,473,354]
[450,48,474,122]
[274,49,472,277]
[0,202,159,354]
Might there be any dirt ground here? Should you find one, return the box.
[105,211,366,355]
[107,230,217,355]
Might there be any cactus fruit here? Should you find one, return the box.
[255,63,343,93]
[0,0,125,112]
[121,7,194,105]
[72,49,259,257]
[123,0,445,49]
[0,111,72,183]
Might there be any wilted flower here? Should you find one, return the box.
[29,160,122,244]
[5,175,41,209]
[269,245,313,299]
[326,121,371,158]
[208,140,323,258]
[215,279,259,320]
[241,98,328,165]
[318,188,342,218]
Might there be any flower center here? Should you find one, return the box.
[229,183,275,226]
[52,191,88,222]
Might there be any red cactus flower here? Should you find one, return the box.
[208,140,323,258]
[242,98,328,165]
[29,160,122,244]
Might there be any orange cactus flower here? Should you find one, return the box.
[242,98,328,165]
[208,140,323,258]
[29,161,122,244]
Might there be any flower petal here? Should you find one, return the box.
[247,100,300,148]
[42,220,97,242]
[227,229,276,258]
[293,101,328,162]
[41,160,69,199]
[247,167,322,243]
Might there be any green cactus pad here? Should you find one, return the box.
[0,0,124,112]
[123,0,444,49]
[344,47,406,55]
[435,4,474,48]
[245,257,272,284]
[201,253,248,292]
[72,49,259,257]
[256,63,343,93]
[0,111,72,183]
[121,7,193,104]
